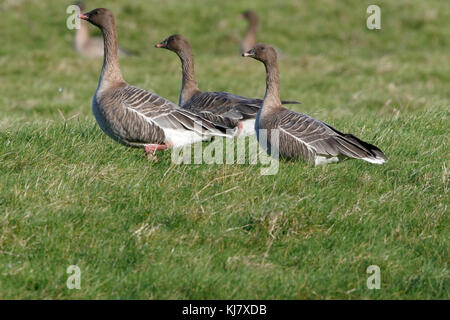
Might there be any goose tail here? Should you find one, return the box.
[341,133,388,164]
[281,99,301,105]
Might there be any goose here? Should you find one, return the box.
[79,8,231,157]
[239,10,285,58]
[155,34,300,136]
[240,10,258,54]
[243,44,388,165]
[74,2,133,57]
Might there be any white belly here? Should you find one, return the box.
[239,119,256,136]
[314,156,339,166]
[163,128,209,148]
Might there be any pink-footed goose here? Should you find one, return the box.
[80,8,231,156]
[240,10,258,54]
[243,44,388,165]
[155,34,299,136]
[74,2,132,58]
[240,10,284,58]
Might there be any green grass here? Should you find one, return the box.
[0,0,448,299]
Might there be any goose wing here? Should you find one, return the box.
[122,86,231,137]
[184,92,257,119]
[275,109,387,162]
[196,110,240,130]
[185,91,300,122]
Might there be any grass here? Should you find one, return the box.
[0,0,448,299]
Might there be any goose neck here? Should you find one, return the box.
[263,61,282,109]
[245,18,258,41]
[98,21,124,92]
[177,49,199,105]
[247,19,258,35]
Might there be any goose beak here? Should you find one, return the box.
[242,51,254,57]
[155,43,165,48]
[79,13,89,20]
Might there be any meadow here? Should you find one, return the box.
[0,0,448,299]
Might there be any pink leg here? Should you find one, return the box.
[236,122,244,137]
[145,144,169,154]
[144,142,174,161]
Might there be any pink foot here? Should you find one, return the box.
[144,142,174,161]
[145,144,169,154]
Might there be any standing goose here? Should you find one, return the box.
[240,10,258,54]
[155,34,299,136]
[74,2,132,57]
[80,8,231,156]
[243,44,388,165]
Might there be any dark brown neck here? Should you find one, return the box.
[263,59,282,110]
[176,47,199,105]
[98,21,124,92]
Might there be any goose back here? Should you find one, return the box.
[257,108,386,163]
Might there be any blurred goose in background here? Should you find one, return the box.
[239,10,285,58]
[79,8,231,157]
[155,34,299,136]
[243,44,388,165]
[240,10,258,54]
[74,2,133,57]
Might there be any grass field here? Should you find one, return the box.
[0,0,448,299]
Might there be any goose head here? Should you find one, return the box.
[240,10,258,24]
[75,1,85,11]
[155,34,190,53]
[79,8,114,29]
[242,43,277,64]
[240,10,257,21]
